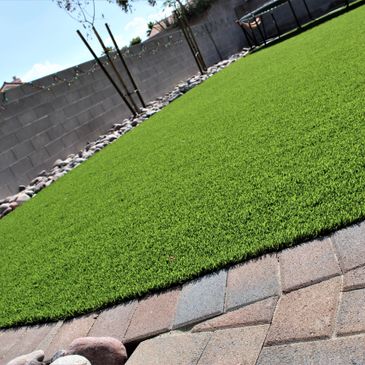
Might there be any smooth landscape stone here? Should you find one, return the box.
[0,202,10,212]
[50,355,91,365]
[6,350,44,365]
[66,337,127,365]
[16,193,31,204]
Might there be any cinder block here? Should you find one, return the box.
[46,123,66,141]
[61,117,80,132]
[45,138,65,157]
[30,131,51,150]
[11,140,35,160]
[34,103,55,119]
[0,150,17,171]
[16,116,51,142]
[0,133,19,153]
[0,117,22,136]
[0,183,12,200]
[28,148,50,168]
[61,131,79,147]
[10,157,33,177]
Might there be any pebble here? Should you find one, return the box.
[50,355,91,365]
[0,49,249,220]
[6,350,44,365]
[66,336,127,365]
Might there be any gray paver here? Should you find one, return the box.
[337,288,365,336]
[197,325,269,365]
[126,332,211,365]
[225,254,280,311]
[192,297,277,332]
[279,238,341,292]
[343,266,365,291]
[88,301,136,340]
[173,270,227,328]
[331,221,365,272]
[257,335,365,365]
[125,289,180,342]
[265,277,341,345]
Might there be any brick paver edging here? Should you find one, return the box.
[1,220,365,364]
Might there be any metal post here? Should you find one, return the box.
[302,0,313,20]
[288,0,301,29]
[271,13,281,37]
[248,21,258,46]
[92,26,140,114]
[77,30,137,117]
[176,10,205,74]
[105,23,146,108]
[204,23,223,61]
[176,3,207,72]
[261,15,268,40]
[237,21,254,49]
[254,17,267,45]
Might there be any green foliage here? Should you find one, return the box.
[147,21,154,36]
[184,0,217,19]
[0,7,364,328]
[129,36,142,46]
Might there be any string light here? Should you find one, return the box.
[0,26,204,112]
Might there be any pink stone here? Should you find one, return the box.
[67,337,127,365]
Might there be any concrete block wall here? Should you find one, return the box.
[0,28,205,199]
[0,0,352,199]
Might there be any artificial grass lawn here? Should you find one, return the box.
[1,7,365,328]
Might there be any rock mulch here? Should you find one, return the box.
[0,50,249,220]
[6,337,126,365]
[2,220,365,365]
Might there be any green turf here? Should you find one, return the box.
[1,6,365,328]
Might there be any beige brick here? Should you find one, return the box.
[126,332,211,365]
[197,325,269,365]
[343,266,365,291]
[257,336,365,365]
[266,277,341,345]
[125,289,180,342]
[88,301,136,340]
[44,314,96,358]
[337,288,365,336]
[192,297,277,332]
[279,238,340,292]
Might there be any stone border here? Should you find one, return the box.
[0,49,249,220]
[2,220,365,364]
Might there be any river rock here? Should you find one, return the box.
[50,355,91,365]
[6,350,44,365]
[16,193,31,204]
[67,337,127,365]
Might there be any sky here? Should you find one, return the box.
[0,0,173,83]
